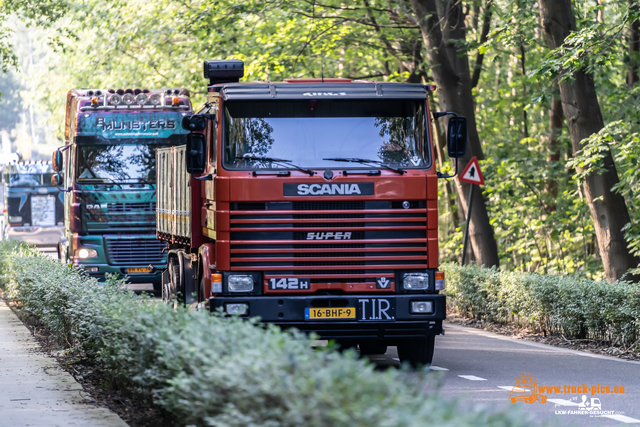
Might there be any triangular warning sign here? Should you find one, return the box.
[459,156,484,185]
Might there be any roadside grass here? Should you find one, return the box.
[0,241,532,426]
[443,263,640,350]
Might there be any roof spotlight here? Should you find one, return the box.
[173,89,180,95]
[110,94,122,105]
[149,93,161,105]
[87,90,94,97]
[135,93,148,105]
[123,93,135,105]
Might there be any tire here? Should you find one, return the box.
[166,257,180,307]
[527,396,535,404]
[397,335,435,368]
[509,396,516,403]
[334,339,358,353]
[359,342,388,356]
[539,395,547,404]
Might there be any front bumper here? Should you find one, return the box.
[6,225,64,246]
[211,294,445,341]
[73,263,165,285]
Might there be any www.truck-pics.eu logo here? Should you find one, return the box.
[284,182,374,196]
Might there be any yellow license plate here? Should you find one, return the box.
[305,307,356,320]
[126,267,151,273]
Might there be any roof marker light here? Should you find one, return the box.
[135,93,148,105]
[110,94,122,105]
[91,97,99,107]
[123,93,135,105]
[172,96,180,106]
[149,93,161,105]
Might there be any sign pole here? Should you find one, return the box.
[461,184,474,265]
[457,156,484,265]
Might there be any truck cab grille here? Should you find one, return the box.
[105,238,165,265]
[229,201,429,287]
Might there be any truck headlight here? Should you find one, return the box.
[75,248,98,259]
[228,275,254,292]
[403,273,429,290]
[410,301,434,314]
[225,303,249,316]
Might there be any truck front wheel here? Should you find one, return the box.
[397,335,435,368]
[359,342,388,356]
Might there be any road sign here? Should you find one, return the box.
[459,156,484,185]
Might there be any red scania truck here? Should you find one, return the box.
[156,60,467,366]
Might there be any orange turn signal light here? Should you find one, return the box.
[211,273,222,282]
[435,271,444,281]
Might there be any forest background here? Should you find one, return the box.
[1,0,640,281]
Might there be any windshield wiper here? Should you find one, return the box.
[236,156,314,176]
[323,157,404,175]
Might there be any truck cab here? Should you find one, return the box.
[52,88,192,291]
[2,161,64,246]
[157,60,466,366]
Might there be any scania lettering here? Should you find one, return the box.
[156,60,467,366]
[52,88,192,291]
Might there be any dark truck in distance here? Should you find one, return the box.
[2,160,64,246]
[156,60,467,366]
[51,88,192,290]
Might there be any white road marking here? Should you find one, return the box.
[429,366,449,371]
[445,323,640,365]
[547,399,579,406]
[458,375,487,381]
[497,386,525,391]
[601,414,640,423]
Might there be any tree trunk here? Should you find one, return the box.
[545,91,563,212]
[409,0,500,268]
[538,0,639,281]
[628,0,640,87]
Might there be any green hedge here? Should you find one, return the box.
[443,263,640,346]
[0,241,531,427]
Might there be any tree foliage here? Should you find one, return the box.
[21,0,640,278]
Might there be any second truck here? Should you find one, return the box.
[52,88,192,291]
[156,60,467,365]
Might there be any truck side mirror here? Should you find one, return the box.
[182,115,207,131]
[447,116,467,158]
[52,150,63,172]
[186,133,206,174]
[51,173,63,186]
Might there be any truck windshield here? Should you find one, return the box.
[223,99,430,170]
[75,141,174,184]
[4,164,54,187]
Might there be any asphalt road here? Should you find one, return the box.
[31,246,640,425]
[366,323,640,426]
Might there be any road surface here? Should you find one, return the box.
[367,323,640,426]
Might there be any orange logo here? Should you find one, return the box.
[509,372,547,404]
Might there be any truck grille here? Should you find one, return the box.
[229,201,429,285]
[108,202,156,214]
[105,238,165,265]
